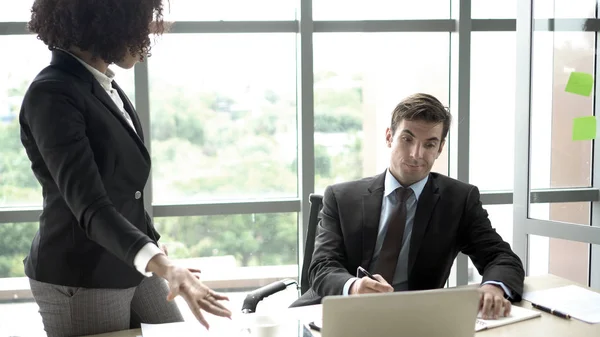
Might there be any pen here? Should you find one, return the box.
[357,266,378,281]
[531,303,571,319]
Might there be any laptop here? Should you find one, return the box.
[320,287,480,337]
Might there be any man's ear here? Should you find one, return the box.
[385,128,393,147]
[436,139,446,158]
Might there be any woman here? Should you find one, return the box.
[19,1,231,336]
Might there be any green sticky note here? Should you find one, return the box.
[565,72,594,96]
[572,116,597,140]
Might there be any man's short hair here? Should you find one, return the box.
[390,93,452,142]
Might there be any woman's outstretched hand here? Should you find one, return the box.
[147,254,232,329]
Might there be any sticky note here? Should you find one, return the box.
[565,72,594,96]
[572,116,597,140]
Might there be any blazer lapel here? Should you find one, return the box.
[112,81,145,142]
[91,82,150,161]
[408,174,440,275]
[361,172,386,268]
[49,49,150,161]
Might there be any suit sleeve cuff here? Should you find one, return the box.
[133,242,164,277]
[343,277,359,296]
[483,280,513,299]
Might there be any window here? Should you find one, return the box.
[163,0,297,21]
[529,235,592,286]
[530,32,594,192]
[153,212,300,319]
[313,0,450,20]
[0,36,50,207]
[534,0,597,19]
[153,213,298,269]
[0,1,34,22]
[469,32,516,191]
[313,33,450,193]
[0,222,37,278]
[148,34,298,203]
[471,1,516,18]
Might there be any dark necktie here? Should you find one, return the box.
[373,187,413,284]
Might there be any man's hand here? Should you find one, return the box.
[349,274,394,295]
[479,284,511,320]
[147,254,232,329]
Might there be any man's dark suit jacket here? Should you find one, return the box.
[292,171,525,307]
[19,49,160,289]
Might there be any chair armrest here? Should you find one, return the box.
[241,279,298,313]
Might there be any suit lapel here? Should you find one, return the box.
[408,174,440,275]
[91,81,150,161]
[361,172,386,268]
[112,81,145,142]
[49,49,150,161]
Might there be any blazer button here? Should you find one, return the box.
[134,191,142,199]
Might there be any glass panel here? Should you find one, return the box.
[529,235,591,286]
[530,32,594,190]
[534,0,597,19]
[313,33,450,194]
[530,202,591,226]
[470,32,516,191]
[0,1,34,22]
[0,222,37,278]
[528,30,594,220]
[472,0,597,19]
[0,36,48,207]
[164,0,297,21]
[468,204,514,284]
[471,1,516,19]
[148,34,297,203]
[313,0,450,20]
[153,213,299,313]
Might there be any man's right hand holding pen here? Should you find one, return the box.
[349,266,394,295]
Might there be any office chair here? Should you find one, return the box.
[241,193,324,313]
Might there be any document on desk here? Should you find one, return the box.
[141,322,237,336]
[523,285,600,324]
[475,305,541,331]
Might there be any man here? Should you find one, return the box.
[293,93,524,320]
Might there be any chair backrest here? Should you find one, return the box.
[300,193,323,295]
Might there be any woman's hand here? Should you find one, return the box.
[147,254,232,329]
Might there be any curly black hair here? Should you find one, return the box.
[28,0,167,64]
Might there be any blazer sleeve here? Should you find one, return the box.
[308,185,354,297]
[458,186,525,301]
[21,80,153,267]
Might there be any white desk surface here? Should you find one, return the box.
[87,274,600,337]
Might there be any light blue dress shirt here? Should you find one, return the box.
[342,170,512,298]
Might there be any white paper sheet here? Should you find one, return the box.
[141,322,240,337]
[523,285,600,324]
[475,305,541,331]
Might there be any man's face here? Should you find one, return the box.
[386,119,445,186]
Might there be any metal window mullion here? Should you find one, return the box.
[454,0,472,287]
[514,0,534,274]
[590,19,600,290]
[134,60,153,216]
[524,219,600,246]
[297,0,315,283]
[152,200,301,217]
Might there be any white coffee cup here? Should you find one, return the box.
[246,314,285,337]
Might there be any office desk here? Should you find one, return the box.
[88,274,599,337]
